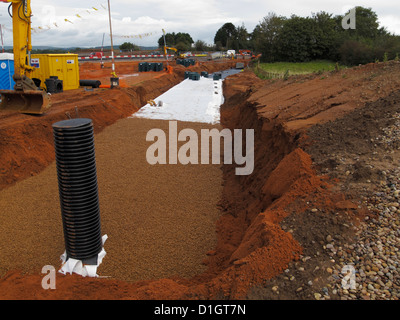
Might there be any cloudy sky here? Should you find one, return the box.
[0,0,399,48]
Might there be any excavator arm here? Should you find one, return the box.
[163,46,177,56]
[0,0,50,114]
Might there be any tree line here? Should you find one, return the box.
[120,6,400,66]
[252,7,400,65]
[215,7,400,65]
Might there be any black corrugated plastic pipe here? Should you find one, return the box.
[79,80,102,88]
[52,118,103,264]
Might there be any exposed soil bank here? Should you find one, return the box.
[1,60,400,300]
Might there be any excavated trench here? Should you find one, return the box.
[0,67,307,299]
[3,60,395,299]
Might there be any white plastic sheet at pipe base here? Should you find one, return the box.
[58,234,108,277]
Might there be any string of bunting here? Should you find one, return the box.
[113,31,160,39]
[1,2,160,40]
[30,3,108,33]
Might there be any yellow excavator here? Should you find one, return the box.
[163,46,177,56]
[161,28,180,61]
[0,0,50,114]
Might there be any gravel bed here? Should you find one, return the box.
[317,112,400,300]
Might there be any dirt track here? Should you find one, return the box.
[1,59,400,300]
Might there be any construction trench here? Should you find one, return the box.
[1,58,400,299]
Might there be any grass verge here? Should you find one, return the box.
[253,60,343,80]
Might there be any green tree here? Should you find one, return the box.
[157,32,194,48]
[175,41,190,51]
[336,7,399,65]
[345,7,381,41]
[274,12,339,62]
[119,42,139,51]
[251,12,286,62]
[233,23,250,50]
[311,11,338,60]
[158,32,175,47]
[277,15,318,62]
[175,32,194,46]
[194,40,207,51]
[338,40,373,65]
[373,33,400,60]
[214,22,237,48]
[251,6,400,65]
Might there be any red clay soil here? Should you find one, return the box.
[1,59,400,300]
[79,60,167,87]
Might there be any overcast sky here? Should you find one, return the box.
[0,0,399,48]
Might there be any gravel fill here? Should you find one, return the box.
[0,117,223,282]
[306,90,400,300]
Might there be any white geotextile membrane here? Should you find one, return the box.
[59,234,108,277]
[130,76,224,124]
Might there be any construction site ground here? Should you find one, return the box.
[0,58,400,300]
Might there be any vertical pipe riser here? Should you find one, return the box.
[52,118,102,262]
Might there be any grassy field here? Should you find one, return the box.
[254,60,341,79]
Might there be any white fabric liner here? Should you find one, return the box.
[59,234,108,277]
[130,76,224,124]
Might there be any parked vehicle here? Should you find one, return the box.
[89,52,104,59]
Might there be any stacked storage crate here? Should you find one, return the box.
[139,62,163,72]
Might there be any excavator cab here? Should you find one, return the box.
[0,0,51,114]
